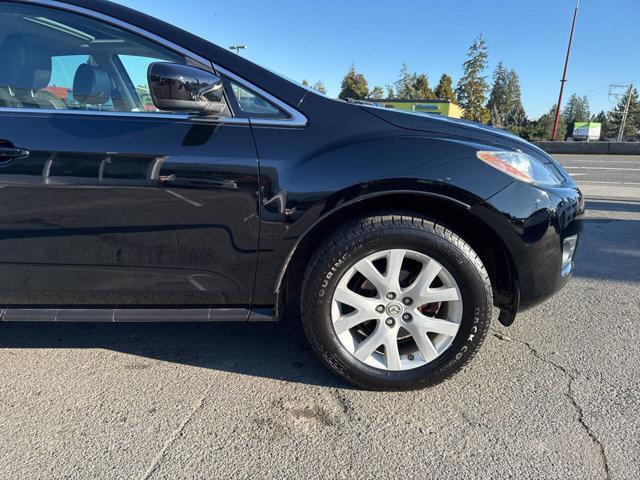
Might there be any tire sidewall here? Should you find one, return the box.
[305,223,491,390]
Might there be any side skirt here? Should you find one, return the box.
[0,308,276,323]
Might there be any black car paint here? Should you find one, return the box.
[0,110,260,306]
[0,0,584,322]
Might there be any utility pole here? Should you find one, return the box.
[617,84,634,142]
[609,83,635,142]
[551,0,580,141]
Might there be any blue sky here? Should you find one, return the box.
[113,0,640,119]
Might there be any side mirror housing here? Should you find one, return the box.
[147,62,226,115]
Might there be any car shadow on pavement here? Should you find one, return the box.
[585,198,640,213]
[0,311,352,389]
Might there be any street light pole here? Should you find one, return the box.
[229,45,247,56]
[551,0,580,141]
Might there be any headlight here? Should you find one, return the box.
[476,150,561,186]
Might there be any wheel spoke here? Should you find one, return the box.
[385,250,405,291]
[405,323,439,362]
[422,287,459,304]
[354,258,388,295]
[333,310,373,335]
[353,323,387,362]
[333,285,377,312]
[383,334,402,370]
[405,259,441,297]
[415,314,460,337]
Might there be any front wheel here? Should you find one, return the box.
[301,213,493,391]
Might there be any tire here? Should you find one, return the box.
[301,212,493,391]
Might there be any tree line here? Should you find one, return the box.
[303,34,640,141]
[334,64,456,105]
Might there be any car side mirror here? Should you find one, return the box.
[147,62,226,115]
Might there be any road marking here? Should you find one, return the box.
[561,159,640,164]
[165,189,203,207]
[566,166,640,171]
[579,180,640,185]
[188,275,208,292]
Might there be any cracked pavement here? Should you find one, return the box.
[491,329,611,479]
[0,188,639,478]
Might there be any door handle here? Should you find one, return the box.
[0,146,30,162]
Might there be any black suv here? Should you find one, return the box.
[0,0,583,390]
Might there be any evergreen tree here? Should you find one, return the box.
[580,95,591,120]
[434,74,457,103]
[504,69,527,133]
[489,105,503,127]
[456,34,490,123]
[563,93,591,136]
[303,79,327,95]
[505,70,523,109]
[506,103,529,134]
[413,74,434,99]
[312,80,327,95]
[563,94,580,122]
[591,110,614,140]
[521,105,567,141]
[608,86,640,140]
[487,65,526,131]
[505,70,524,113]
[339,65,369,100]
[369,86,385,99]
[385,84,395,98]
[393,65,435,99]
[487,62,509,126]
[395,63,418,99]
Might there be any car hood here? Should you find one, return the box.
[360,105,553,161]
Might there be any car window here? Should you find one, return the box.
[117,55,168,112]
[0,2,210,114]
[230,81,287,119]
[47,55,115,111]
[49,55,90,104]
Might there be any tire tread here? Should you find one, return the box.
[301,212,493,391]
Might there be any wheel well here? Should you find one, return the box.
[278,193,517,317]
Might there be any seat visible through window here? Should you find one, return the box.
[0,33,67,109]
[72,63,113,109]
[0,2,216,115]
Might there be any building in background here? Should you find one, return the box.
[365,99,463,118]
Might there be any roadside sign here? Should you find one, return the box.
[573,122,601,141]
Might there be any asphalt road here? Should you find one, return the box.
[555,154,640,200]
[0,157,639,479]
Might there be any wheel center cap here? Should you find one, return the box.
[386,302,404,317]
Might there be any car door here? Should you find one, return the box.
[0,2,260,309]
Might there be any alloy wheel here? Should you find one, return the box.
[331,249,463,371]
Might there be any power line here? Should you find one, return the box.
[609,84,631,103]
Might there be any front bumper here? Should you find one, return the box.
[471,180,585,313]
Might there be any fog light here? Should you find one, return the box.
[561,235,578,277]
